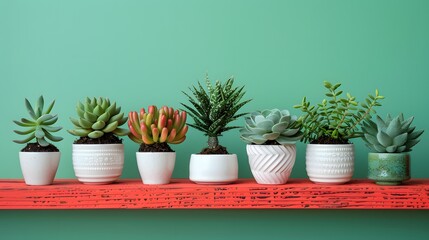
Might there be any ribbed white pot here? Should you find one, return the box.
[72,144,124,184]
[306,144,354,184]
[247,144,296,184]
[136,152,176,185]
[189,154,238,184]
[19,152,60,185]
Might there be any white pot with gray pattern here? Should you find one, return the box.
[247,144,296,184]
[72,144,124,184]
[306,144,354,184]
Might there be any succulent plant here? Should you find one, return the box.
[240,109,303,145]
[68,97,128,139]
[181,75,251,151]
[128,106,188,145]
[294,81,384,144]
[13,96,63,147]
[362,113,424,153]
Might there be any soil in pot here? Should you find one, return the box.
[21,142,59,152]
[199,145,228,154]
[139,142,173,152]
[73,133,123,144]
[310,136,349,144]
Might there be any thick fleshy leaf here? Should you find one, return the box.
[281,128,300,137]
[386,145,398,153]
[393,132,407,147]
[68,129,91,137]
[112,128,129,136]
[35,127,45,138]
[256,120,274,130]
[386,117,401,137]
[272,122,288,133]
[409,129,424,140]
[262,132,280,140]
[248,135,267,144]
[279,115,291,125]
[397,146,407,152]
[373,144,386,152]
[248,126,269,134]
[88,130,104,139]
[254,115,266,124]
[364,133,379,145]
[276,135,302,144]
[37,138,50,147]
[377,130,392,147]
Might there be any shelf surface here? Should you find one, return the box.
[1,179,428,210]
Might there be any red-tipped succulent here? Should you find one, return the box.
[128,106,188,145]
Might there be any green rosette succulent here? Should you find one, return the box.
[240,109,303,145]
[362,113,424,153]
[13,96,63,147]
[68,97,128,139]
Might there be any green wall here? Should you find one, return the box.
[1,0,428,239]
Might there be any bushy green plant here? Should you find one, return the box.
[13,96,63,147]
[181,75,251,153]
[128,105,188,145]
[240,109,303,144]
[362,113,424,153]
[68,97,128,139]
[294,81,384,144]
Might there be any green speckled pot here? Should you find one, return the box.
[368,153,410,185]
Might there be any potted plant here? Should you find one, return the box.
[362,113,424,185]
[13,96,63,185]
[181,75,251,184]
[68,97,128,184]
[240,109,303,184]
[294,81,384,184]
[128,105,188,184]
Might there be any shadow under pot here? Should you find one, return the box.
[189,154,238,184]
[19,152,61,185]
[72,144,124,184]
[306,144,354,184]
[368,152,410,185]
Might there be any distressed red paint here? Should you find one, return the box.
[0,179,428,209]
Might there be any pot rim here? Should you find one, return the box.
[191,153,237,156]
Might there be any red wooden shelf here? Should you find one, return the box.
[1,179,428,210]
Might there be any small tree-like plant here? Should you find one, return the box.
[13,96,63,151]
[181,75,251,154]
[294,81,385,144]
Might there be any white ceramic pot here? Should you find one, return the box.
[72,144,124,184]
[136,152,176,185]
[189,154,238,184]
[19,152,60,185]
[247,144,296,184]
[306,144,354,184]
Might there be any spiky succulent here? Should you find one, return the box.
[68,97,128,139]
[13,96,63,147]
[240,109,303,145]
[128,106,188,145]
[362,113,424,153]
[181,75,251,149]
[294,81,385,143]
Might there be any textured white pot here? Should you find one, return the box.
[19,152,60,185]
[306,144,354,184]
[189,154,238,184]
[72,144,124,184]
[247,144,296,184]
[136,152,176,185]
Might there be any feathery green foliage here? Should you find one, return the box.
[362,113,424,153]
[181,75,251,148]
[294,81,384,143]
[13,96,63,147]
[68,97,128,139]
